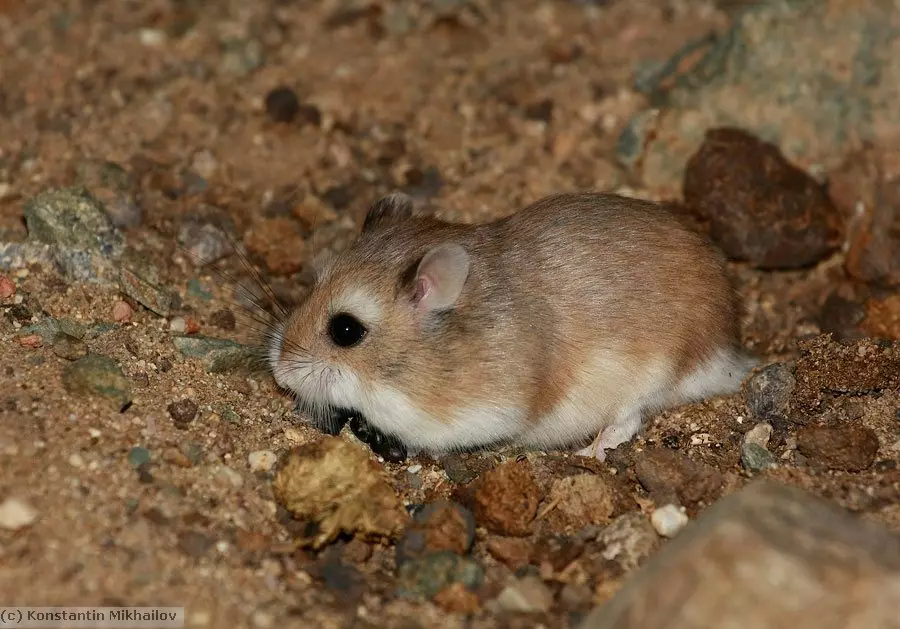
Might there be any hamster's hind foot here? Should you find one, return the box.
[575,410,643,462]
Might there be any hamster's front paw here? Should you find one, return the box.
[349,415,408,463]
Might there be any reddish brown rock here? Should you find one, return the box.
[633,448,724,511]
[396,501,476,566]
[861,294,900,340]
[469,460,540,537]
[243,217,307,275]
[486,537,532,571]
[797,424,880,472]
[683,128,842,269]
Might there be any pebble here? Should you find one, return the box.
[396,501,476,567]
[68,453,85,468]
[744,363,795,423]
[248,450,278,473]
[112,300,132,322]
[23,187,125,257]
[741,443,777,472]
[433,582,481,614]
[0,497,39,531]
[173,335,256,373]
[128,447,151,467]
[242,217,307,276]
[486,537,533,571]
[169,317,187,333]
[546,473,620,532]
[495,575,554,614]
[469,460,540,537]
[683,128,841,269]
[595,512,660,571]
[407,464,422,474]
[797,424,880,472]
[118,256,176,317]
[396,551,484,600]
[743,422,773,449]
[634,448,724,508]
[0,275,14,299]
[51,332,88,360]
[62,354,133,411]
[265,86,301,123]
[167,399,199,428]
[441,455,479,484]
[17,334,43,348]
[177,215,232,266]
[650,504,689,538]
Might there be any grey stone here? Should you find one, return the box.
[396,551,484,600]
[118,254,176,317]
[744,362,795,422]
[620,0,900,191]
[172,335,257,373]
[62,354,132,411]
[741,443,777,472]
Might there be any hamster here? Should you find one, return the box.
[267,191,756,461]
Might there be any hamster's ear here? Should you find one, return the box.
[411,243,471,311]
[362,192,414,232]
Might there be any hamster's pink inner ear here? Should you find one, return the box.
[413,243,470,311]
[362,192,414,232]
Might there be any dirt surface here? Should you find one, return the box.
[1,1,900,628]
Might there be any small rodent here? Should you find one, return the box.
[268,191,756,461]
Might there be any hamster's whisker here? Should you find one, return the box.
[221,229,289,318]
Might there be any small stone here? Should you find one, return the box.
[546,473,621,532]
[235,528,271,553]
[265,86,301,123]
[178,530,214,557]
[0,497,39,530]
[169,317,187,333]
[634,448,724,508]
[138,28,167,46]
[650,504,689,537]
[741,443,776,472]
[743,363,795,423]
[68,453,85,468]
[683,128,842,269]
[283,427,304,445]
[164,448,192,468]
[0,275,15,299]
[861,294,900,341]
[797,424,880,472]
[596,512,660,571]
[168,399,198,428]
[23,186,125,257]
[558,583,594,612]
[468,460,540,537]
[17,334,43,348]
[209,309,236,330]
[184,317,202,335]
[496,575,554,614]
[396,551,484,600]
[486,537,533,571]
[407,464,422,474]
[248,450,278,473]
[396,501,476,567]
[51,332,88,360]
[177,215,232,266]
[173,335,256,373]
[190,150,218,181]
[112,300,132,322]
[433,582,481,614]
[62,354,132,411]
[743,422,773,449]
[118,256,175,317]
[128,447,151,467]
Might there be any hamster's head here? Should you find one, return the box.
[268,192,472,439]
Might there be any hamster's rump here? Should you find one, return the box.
[268,191,754,459]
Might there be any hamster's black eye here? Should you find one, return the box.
[328,313,367,347]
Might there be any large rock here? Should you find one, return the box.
[618,0,900,193]
[578,481,900,629]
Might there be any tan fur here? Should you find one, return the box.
[272,192,750,455]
